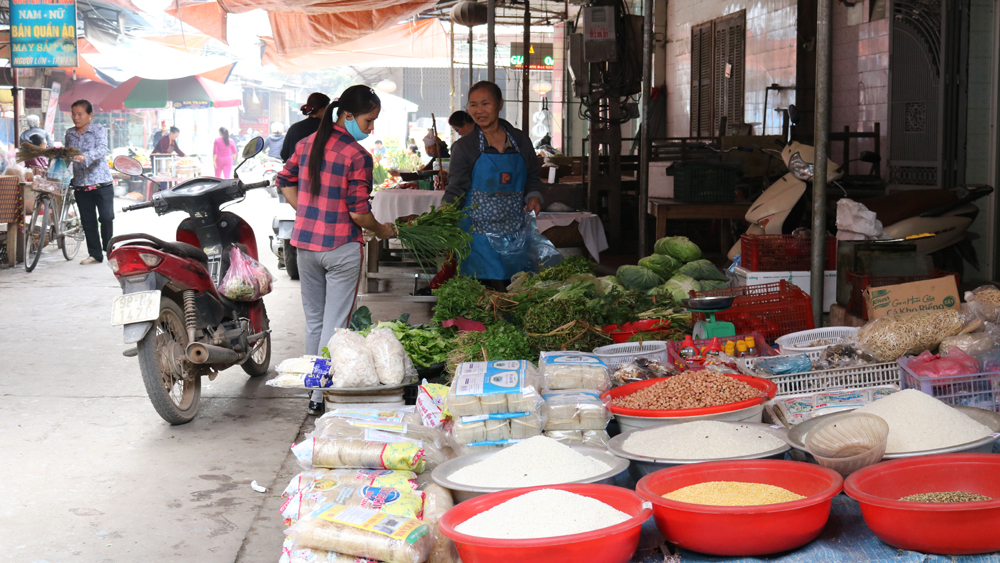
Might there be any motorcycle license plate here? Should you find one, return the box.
[111,290,161,326]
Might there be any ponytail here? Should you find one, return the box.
[308,100,339,197]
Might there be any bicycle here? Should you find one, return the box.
[23,178,84,272]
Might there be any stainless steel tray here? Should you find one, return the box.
[607,421,790,479]
[431,444,629,503]
[787,405,1000,459]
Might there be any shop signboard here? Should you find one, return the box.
[10,0,78,68]
[510,42,554,70]
[173,101,211,109]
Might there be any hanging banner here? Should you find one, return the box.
[10,0,79,68]
[44,82,61,137]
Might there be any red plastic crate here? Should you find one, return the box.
[846,270,960,320]
[741,235,837,272]
[691,281,815,344]
[666,331,778,371]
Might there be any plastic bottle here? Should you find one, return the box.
[704,337,723,357]
[724,341,736,357]
[736,340,749,357]
[678,335,698,359]
[746,336,760,357]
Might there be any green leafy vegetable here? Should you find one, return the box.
[654,236,703,262]
[395,202,473,274]
[698,279,729,291]
[349,306,373,332]
[522,298,611,352]
[446,323,535,374]
[432,275,492,324]
[676,259,729,281]
[658,274,702,302]
[616,265,663,292]
[639,254,682,281]
[362,320,455,367]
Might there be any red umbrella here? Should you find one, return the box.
[100,76,241,111]
[59,79,116,112]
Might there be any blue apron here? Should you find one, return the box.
[458,129,528,280]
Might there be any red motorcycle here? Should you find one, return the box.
[108,137,273,424]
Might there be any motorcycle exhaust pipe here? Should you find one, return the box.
[186,342,242,364]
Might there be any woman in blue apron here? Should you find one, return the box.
[443,81,543,289]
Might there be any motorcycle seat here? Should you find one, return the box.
[860,190,956,228]
[161,241,208,263]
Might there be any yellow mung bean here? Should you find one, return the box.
[663,481,805,506]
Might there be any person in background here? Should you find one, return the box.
[448,110,475,138]
[22,133,49,171]
[419,132,449,171]
[20,114,54,146]
[406,144,419,156]
[154,126,185,156]
[213,127,237,179]
[372,140,386,161]
[276,85,395,416]
[65,99,114,265]
[148,121,169,151]
[281,93,330,162]
[263,122,285,160]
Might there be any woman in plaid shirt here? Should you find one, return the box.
[277,85,395,415]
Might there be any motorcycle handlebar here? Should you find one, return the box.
[242,180,270,191]
[123,200,155,212]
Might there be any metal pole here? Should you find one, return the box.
[522,0,531,130]
[12,71,19,148]
[487,0,496,83]
[638,0,653,257]
[811,0,832,324]
[450,20,456,114]
[469,27,474,94]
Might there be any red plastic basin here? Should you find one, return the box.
[845,453,1000,555]
[439,483,651,563]
[601,374,778,418]
[636,460,843,556]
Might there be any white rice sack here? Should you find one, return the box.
[327,329,379,388]
[365,328,411,386]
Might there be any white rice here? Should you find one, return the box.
[854,389,993,453]
[448,436,611,488]
[622,421,787,460]
[455,489,631,539]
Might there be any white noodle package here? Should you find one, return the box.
[446,360,542,417]
[541,390,612,431]
[327,329,380,388]
[366,328,415,386]
[539,351,611,392]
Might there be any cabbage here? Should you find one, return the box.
[661,274,702,302]
[698,279,729,291]
[638,254,682,281]
[597,275,623,294]
[654,236,703,263]
[676,259,728,281]
[616,265,663,292]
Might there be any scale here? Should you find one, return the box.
[682,296,737,340]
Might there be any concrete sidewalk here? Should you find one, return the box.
[0,191,307,562]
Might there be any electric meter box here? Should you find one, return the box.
[582,6,616,62]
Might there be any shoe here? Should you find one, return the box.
[414,286,432,296]
[307,400,325,417]
[80,256,100,265]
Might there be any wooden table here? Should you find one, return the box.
[647,197,751,253]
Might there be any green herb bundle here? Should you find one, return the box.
[395,203,472,273]
[432,275,492,324]
[522,298,611,352]
[446,323,535,375]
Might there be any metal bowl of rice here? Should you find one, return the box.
[608,421,790,480]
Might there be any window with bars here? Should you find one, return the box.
[690,11,746,137]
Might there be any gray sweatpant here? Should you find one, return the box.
[297,242,363,402]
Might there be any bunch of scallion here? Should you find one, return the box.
[394,202,472,273]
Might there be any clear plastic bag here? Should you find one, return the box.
[812,344,878,371]
[541,390,611,431]
[46,157,72,188]
[940,330,1000,356]
[419,483,459,563]
[287,503,432,563]
[327,329,380,388]
[751,354,813,377]
[282,470,419,499]
[965,286,1000,323]
[310,415,453,471]
[486,211,562,275]
[292,438,426,473]
[539,352,611,392]
[268,356,335,389]
[857,310,967,362]
[219,246,275,301]
[543,429,611,448]
[446,360,542,417]
[611,358,678,387]
[365,328,416,386]
[415,381,450,429]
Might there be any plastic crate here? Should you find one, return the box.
[666,331,777,371]
[670,161,740,203]
[775,327,859,355]
[846,270,960,319]
[690,281,815,344]
[593,341,669,371]
[740,235,837,272]
[739,355,901,397]
[899,356,1000,411]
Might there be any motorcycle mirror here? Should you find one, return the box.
[859,151,881,164]
[113,155,143,177]
[243,136,265,160]
[787,104,800,125]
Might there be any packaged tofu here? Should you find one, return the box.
[541,390,611,431]
[539,352,611,392]
[543,429,611,448]
[445,360,541,417]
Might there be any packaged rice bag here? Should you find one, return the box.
[292,438,426,473]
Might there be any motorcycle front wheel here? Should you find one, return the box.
[137,297,201,424]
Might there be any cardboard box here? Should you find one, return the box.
[863,276,961,320]
[733,266,837,312]
[649,162,674,198]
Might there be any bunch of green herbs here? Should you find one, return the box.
[395,203,472,274]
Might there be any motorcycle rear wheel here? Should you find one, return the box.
[282,239,299,280]
[137,297,201,424]
[242,302,271,377]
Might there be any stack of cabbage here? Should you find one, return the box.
[614,236,728,301]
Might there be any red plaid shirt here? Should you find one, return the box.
[277,125,373,252]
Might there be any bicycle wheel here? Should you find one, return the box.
[59,191,84,261]
[24,196,49,272]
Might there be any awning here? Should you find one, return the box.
[165,1,228,45]
[263,18,449,73]
[59,80,117,112]
[218,0,424,15]
[83,35,238,81]
[100,76,241,110]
